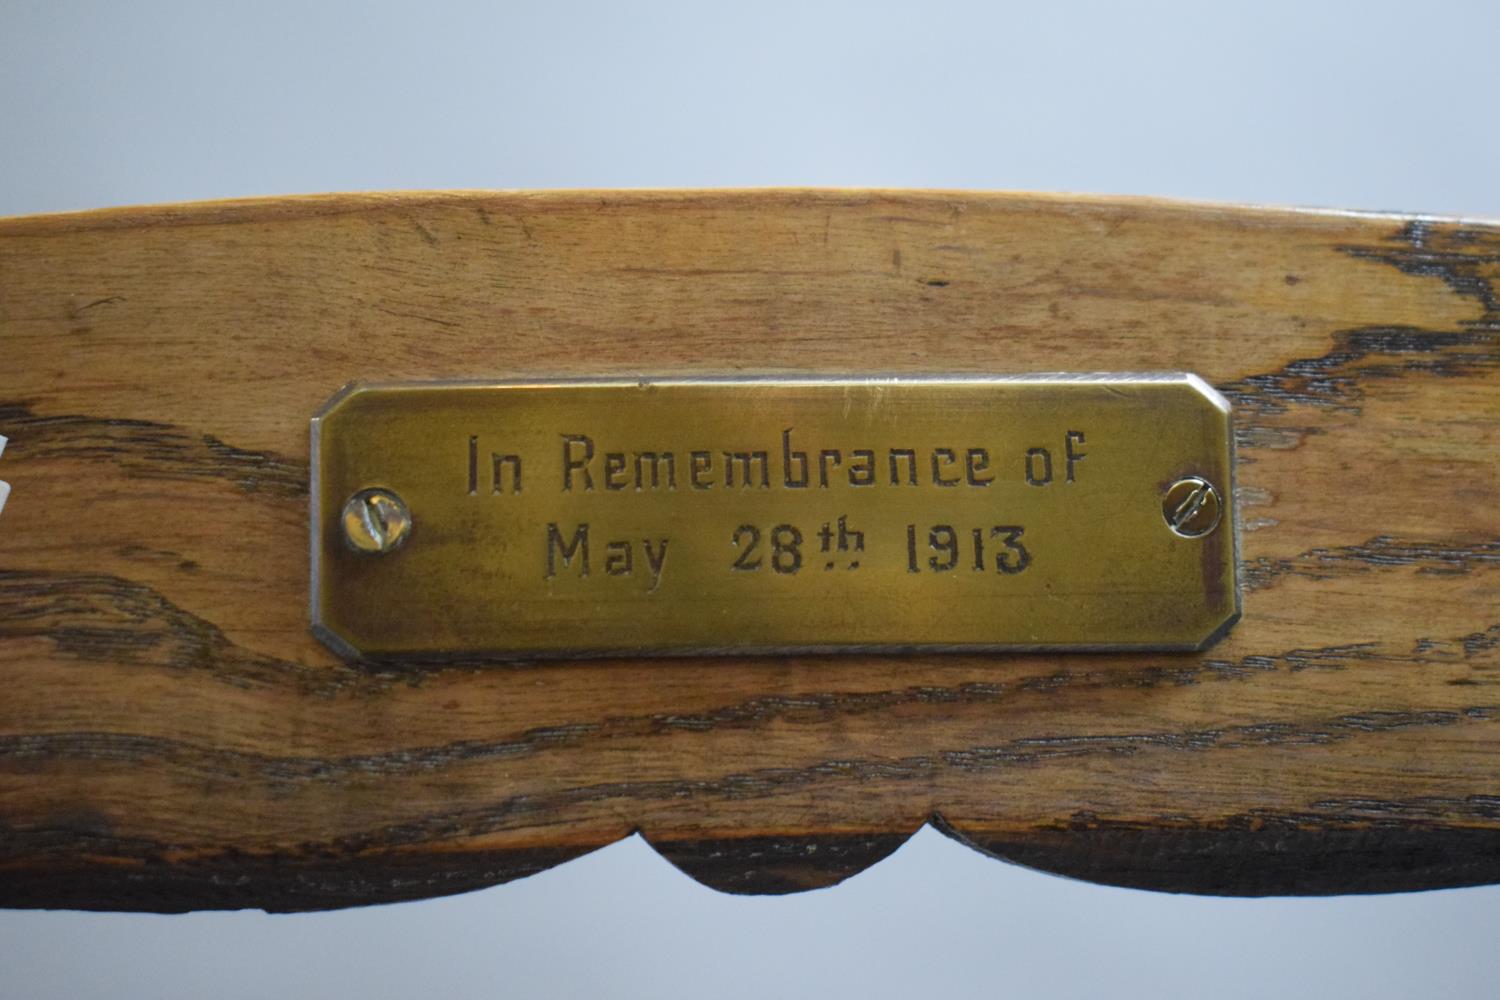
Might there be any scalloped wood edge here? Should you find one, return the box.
[1,189,1496,911]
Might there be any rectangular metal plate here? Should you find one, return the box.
[311,375,1238,659]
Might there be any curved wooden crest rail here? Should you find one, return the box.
[0,190,1496,911]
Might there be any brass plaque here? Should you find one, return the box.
[311,376,1238,659]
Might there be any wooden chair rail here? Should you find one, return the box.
[0,190,1496,911]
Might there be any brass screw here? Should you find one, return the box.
[341,488,411,554]
[1162,476,1223,538]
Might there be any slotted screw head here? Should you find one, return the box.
[1162,476,1223,538]
[341,488,411,554]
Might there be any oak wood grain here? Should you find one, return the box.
[0,190,1496,911]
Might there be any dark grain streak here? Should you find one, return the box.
[940,708,1492,768]
[0,402,307,499]
[6,567,1488,780]
[1218,223,1500,451]
[1305,795,1500,822]
[1242,536,1500,592]
[1463,626,1500,657]
[0,570,355,694]
[1347,220,1500,315]
[1218,326,1498,446]
[4,706,1489,827]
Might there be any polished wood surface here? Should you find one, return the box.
[1,190,1496,911]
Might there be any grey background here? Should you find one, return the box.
[2,1,1498,997]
